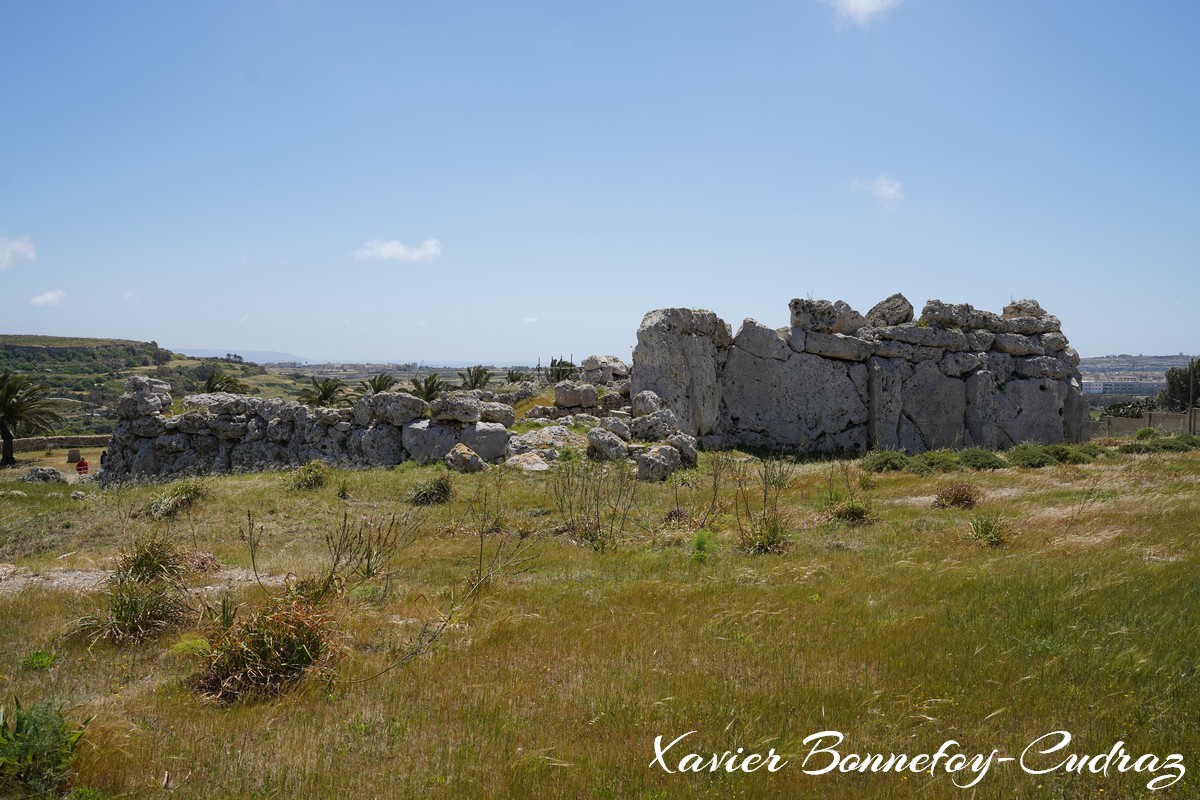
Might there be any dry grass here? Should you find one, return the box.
[0,443,1198,798]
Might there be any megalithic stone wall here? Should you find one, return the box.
[630,294,1092,454]
[101,377,516,484]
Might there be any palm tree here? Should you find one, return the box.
[360,373,398,394]
[204,369,249,394]
[458,365,494,390]
[298,377,347,407]
[409,374,448,402]
[1,373,66,467]
[506,369,534,384]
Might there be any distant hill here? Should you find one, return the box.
[172,347,308,364]
[1078,354,1192,378]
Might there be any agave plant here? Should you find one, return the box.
[297,377,347,407]
[457,365,494,391]
[409,374,448,402]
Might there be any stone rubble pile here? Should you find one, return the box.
[630,294,1091,453]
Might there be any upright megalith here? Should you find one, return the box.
[630,294,1091,455]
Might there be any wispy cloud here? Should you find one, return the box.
[353,238,442,262]
[824,0,901,25]
[30,289,66,308]
[852,173,905,207]
[240,313,251,324]
[521,317,538,325]
[121,290,141,304]
[0,234,36,270]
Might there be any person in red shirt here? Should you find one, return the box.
[76,457,89,476]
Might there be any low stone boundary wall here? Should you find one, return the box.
[14,435,111,453]
[1096,410,1198,437]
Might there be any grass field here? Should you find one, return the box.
[1,443,1197,799]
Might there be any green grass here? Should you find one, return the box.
[0,441,1198,798]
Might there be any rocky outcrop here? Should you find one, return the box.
[102,380,513,483]
[630,295,1091,454]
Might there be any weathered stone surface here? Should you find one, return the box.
[1039,332,1069,353]
[457,422,509,463]
[504,426,584,459]
[1063,385,1092,443]
[995,378,1067,445]
[359,423,406,465]
[630,409,681,442]
[444,443,487,473]
[630,308,727,436]
[830,301,868,334]
[581,354,629,383]
[901,360,967,450]
[732,319,790,361]
[430,394,481,424]
[401,420,457,464]
[921,300,974,328]
[21,467,67,484]
[992,333,1045,357]
[803,331,874,362]
[587,427,629,461]
[369,392,429,426]
[1003,298,1046,318]
[867,357,908,450]
[1013,356,1069,380]
[505,452,550,471]
[631,390,664,418]
[876,324,969,351]
[866,293,914,327]
[719,349,868,452]
[479,402,516,427]
[635,445,681,482]
[665,433,698,468]
[788,298,839,332]
[555,381,598,409]
[939,351,984,378]
[600,417,631,441]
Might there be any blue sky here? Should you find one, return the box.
[2,0,1197,363]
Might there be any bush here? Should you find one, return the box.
[1044,444,1095,465]
[408,473,453,506]
[860,450,909,473]
[828,498,872,525]
[145,479,207,519]
[967,513,1007,547]
[20,651,56,671]
[286,461,329,490]
[1135,427,1161,440]
[691,529,717,564]
[73,582,191,645]
[1006,443,1059,469]
[114,530,184,583]
[958,449,1007,470]
[932,482,981,509]
[0,699,90,799]
[196,599,339,703]
[916,449,961,472]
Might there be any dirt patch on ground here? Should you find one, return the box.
[0,563,286,595]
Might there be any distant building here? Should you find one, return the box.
[1081,377,1166,395]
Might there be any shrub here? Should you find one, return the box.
[20,651,56,671]
[286,461,329,490]
[967,513,1007,547]
[860,450,909,473]
[829,498,872,525]
[145,479,207,519]
[114,530,184,583]
[691,529,717,564]
[196,599,339,702]
[1006,443,1059,468]
[916,449,961,473]
[73,582,191,645]
[0,699,90,800]
[1135,426,1161,440]
[1044,444,1095,465]
[408,473,453,506]
[958,448,1007,470]
[932,482,981,509]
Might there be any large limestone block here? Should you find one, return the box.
[631,308,727,436]
[402,420,458,464]
[1063,385,1092,443]
[867,357,909,450]
[901,360,967,451]
[732,319,790,361]
[360,423,406,465]
[866,293,914,327]
[876,324,969,351]
[587,427,629,461]
[964,370,1007,450]
[457,422,510,462]
[430,394,481,424]
[719,349,868,451]
[995,379,1067,445]
[803,331,874,362]
[370,392,429,426]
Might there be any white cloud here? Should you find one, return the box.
[30,289,66,308]
[353,238,442,262]
[521,317,538,325]
[0,234,36,270]
[824,0,901,25]
[853,173,905,207]
[121,290,141,304]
